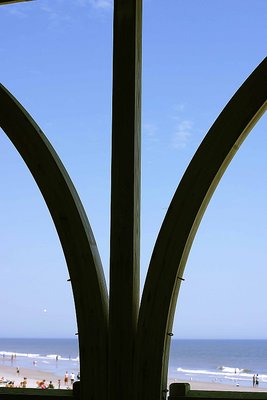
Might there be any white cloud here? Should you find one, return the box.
[174,103,185,113]
[37,5,74,30]
[172,120,193,149]
[170,103,193,150]
[143,123,159,146]
[143,123,158,139]
[88,0,113,10]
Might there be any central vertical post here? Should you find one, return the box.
[109,0,142,399]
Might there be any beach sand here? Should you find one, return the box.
[0,364,266,392]
[0,364,69,389]
[168,379,267,392]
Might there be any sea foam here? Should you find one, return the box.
[0,350,79,362]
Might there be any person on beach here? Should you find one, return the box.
[256,374,259,386]
[64,371,69,386]
[36,379,47,389]
[48,380,54,389]
[58,379,61,389]
[20,377,27,388]
[70,372,75,386]
[0,377,7,384]
[253,374,256,387]
[16,367,20,376]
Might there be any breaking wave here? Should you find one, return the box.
[0,350,79,362]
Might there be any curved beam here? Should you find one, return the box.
[135,58,267,400]
[0,84,108,400]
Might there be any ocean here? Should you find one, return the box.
[0,338,267,390]
[169,339,267,389]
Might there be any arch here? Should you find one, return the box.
[0,84,108,400]
[135,57,267,400]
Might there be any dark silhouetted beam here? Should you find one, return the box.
[0,84,108,400]
[109,1,142,400]
[135,57,267,400]
[0,0,33,5]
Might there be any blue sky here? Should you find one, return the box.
[0,0,266,339]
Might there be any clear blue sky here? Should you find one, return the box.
[0,0,266,339]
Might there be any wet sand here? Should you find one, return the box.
[168,379,267,392]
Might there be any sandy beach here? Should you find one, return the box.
[0,364,71,389]
[1,363,267,392]
[168,379,267,393]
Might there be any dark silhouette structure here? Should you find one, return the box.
[0,1,266,400]
[0,0,32,4]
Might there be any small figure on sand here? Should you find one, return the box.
[5,381,14,388]
[20,377,27,388]
[58,379,61,389]
[16,367,20,376]
[36,379,47,389]
[253,374,256,387]
[48,380,54,389]
[256,374,259,386]
[70,372,75,386]
[64,371,69,386]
